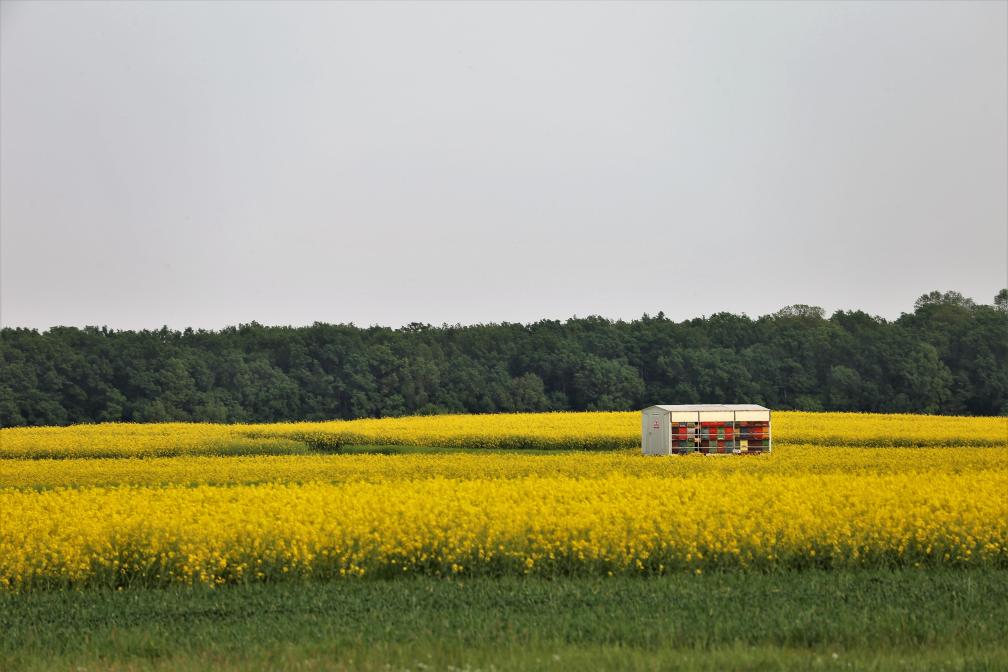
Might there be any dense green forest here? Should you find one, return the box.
[2,290,1006,427]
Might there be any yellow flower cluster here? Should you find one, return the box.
[2,470,1005,591]
[2,411,1004,458]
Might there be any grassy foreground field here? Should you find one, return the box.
[2,411,1006,669]
[4,570,1007,671]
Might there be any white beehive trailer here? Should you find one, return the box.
[641,404,771,456]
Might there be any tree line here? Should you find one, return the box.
[2,290,1006,427]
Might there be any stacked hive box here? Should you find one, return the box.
[671,421,697,451]
[641,404,772,456]
[699,421,735,454]
[735,420,770,453]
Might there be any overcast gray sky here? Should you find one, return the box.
[1,1,1005,330]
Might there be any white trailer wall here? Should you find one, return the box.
[641,410,670,455]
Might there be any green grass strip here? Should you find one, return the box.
[3,569,1006,671]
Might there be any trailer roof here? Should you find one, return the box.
[644,404,770,412]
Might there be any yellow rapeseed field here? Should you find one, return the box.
[2,471,1005,590]
[0,411,1005,590]
[2,446,1005,490]
[2,410,1005,458]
